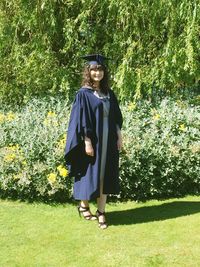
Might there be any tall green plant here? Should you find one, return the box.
[0,0,199,105]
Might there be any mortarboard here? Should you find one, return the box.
[81,54,109,66]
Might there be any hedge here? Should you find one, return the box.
[0,96,199,202]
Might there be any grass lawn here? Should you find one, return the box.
[0,196,200,267]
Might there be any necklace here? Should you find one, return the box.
[93,90,110,99]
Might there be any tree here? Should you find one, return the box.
[0,0,199,105]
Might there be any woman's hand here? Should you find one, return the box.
[84,137,94,156]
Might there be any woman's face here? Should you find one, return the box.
[89,65,104,82]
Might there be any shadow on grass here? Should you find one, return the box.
[108,201,200,225]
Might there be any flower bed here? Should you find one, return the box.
[0,96,199,201]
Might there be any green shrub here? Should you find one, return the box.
[119,97,200,200]
[0,96,199,202]
[0,97,72,202]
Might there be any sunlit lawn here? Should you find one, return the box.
[0,196,200,267]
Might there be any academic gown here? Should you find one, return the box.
[64,87,123,200]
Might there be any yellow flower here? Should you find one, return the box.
[57,166,68,177]
[6,112,16,121]
[10,144,19,151]
[179,123,186,132]
[22,160,27,166]
[153,113,161,120]
[13,173,21,180]
[2,145,25,164]
[44,112,58,126]
[128,102,137,111]
[4,153,17,162]
[57,165,63,171]
[47,173,57,183]
[47,111,56,117]
[57,138,66,149]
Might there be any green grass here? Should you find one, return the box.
[0,196,200,267]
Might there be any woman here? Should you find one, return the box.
[64,54,123,229]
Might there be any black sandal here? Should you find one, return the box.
[96,210,108,229]
[77,205,97,221]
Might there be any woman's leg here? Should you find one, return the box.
[97,180,107,212]
[79,200,96,220]
[97,194,107,214]
[80,200,89,208]
[80,200,90,216]
[97,181,107,227]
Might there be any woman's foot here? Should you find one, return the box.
[96,210,108,229]
[77,205,97,221]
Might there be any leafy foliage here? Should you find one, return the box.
[0,96,199,201]
[119,97,200,200]
[0,97,72,201]
[0,0,199,105]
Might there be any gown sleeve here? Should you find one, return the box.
[64,91,93,177]
[112,91,123,130]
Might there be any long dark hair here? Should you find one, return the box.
[81,64,110,94]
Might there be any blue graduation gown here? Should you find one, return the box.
[64,87,123,200]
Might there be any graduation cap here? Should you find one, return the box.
[81,54,109,66]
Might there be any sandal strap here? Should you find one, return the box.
[96,209,105,216]
[85,215,93,219]
[96,210,107,227]
[78,205,97,220]
[99,221,107,225]
[84,214,96,218]
[78,205,89,212]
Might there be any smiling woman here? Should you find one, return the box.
[81,56,110,95]
[90,65,104,82]
[64,54,123,229]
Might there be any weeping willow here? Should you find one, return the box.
[0,0,199,104]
